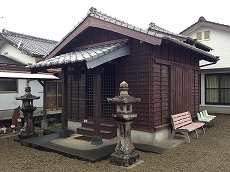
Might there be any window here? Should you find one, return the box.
[204,31,210,41]
[196,32,202,41]
[46,81,62,110]
[205,74,230,104]
[0,78,17,93]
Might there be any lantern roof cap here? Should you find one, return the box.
[107,95,141,104]
[15,86,40,100]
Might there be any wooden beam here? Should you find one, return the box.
[43,80,47,120]
[61,67,68,131]
[92,67,103,145]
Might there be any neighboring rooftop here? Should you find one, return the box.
[180,16,230,34]
[0,29,58,57]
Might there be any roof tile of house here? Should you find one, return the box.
[36,7,218,69]
[30,39,128,69]
[0,29,58,57]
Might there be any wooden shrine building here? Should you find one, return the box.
[29,8,219,143]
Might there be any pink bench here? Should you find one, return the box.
[170,111,205,143]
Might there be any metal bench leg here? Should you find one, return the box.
[170,131,176,139]
[194,129,198,138]
[182,132,190,143]
[201,126,205,134]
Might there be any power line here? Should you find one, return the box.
[0,9,58,39]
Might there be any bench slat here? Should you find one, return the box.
[170,111,205,143]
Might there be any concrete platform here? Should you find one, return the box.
[19,130,183,162]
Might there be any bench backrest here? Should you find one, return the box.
[171,111,192,129]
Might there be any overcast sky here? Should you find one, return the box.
[0,0,229,41]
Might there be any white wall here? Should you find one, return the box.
[0,43,35,65]
[0,79,43,111]
[186,26,230,69]
[200,73,205,106]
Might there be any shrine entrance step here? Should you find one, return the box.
[76,122,117,139]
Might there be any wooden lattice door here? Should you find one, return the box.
[86,65,115,120]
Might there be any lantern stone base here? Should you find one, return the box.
[18,131,38,139]
[110,150,139,167]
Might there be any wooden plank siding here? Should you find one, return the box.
[153,44,200,131]
[69,27,127,51]
[116,39,152,131]
[67,74,86,121]
[152,63,170,129]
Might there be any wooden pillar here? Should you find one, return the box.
[37,80,48,129]
[42,80,47,120]
[59,67,69,138]
[91,68,103,145]
[41,80,48,129]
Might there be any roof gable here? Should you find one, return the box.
[0,29,58,57]
[180,16,230,35]
[33,7,219,71]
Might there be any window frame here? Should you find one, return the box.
[204,30,210,41]
[0,78,18,94]
[196,32,202,41]
[205,73,230,105]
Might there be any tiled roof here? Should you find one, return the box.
[45,7,166,58]
[30,40,128,69]
[162,37,219,62]
[0,29,58,57]
[47,8,215,56]
[148,22,188,40]
[37,7,218,70]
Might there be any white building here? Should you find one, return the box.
[181,17,230,114]
[0,29,58,121]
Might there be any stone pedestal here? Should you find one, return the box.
[110,150,139,167]
[110,120,139,166]
[18,110,38,139]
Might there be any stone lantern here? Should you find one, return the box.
[16,86,40,139]
[107,81,141,167]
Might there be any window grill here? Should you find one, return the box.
[196,32,202,41]
[101,66,115,118]
[86,74,94,117]
[86,65,115,118]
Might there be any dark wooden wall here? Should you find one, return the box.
[116,38,152,131]
[67,74,86,121]
[64,27,127,53]
[116,40,200,132]
[152,44,200,131]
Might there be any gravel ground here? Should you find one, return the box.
[0,114,229,172]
